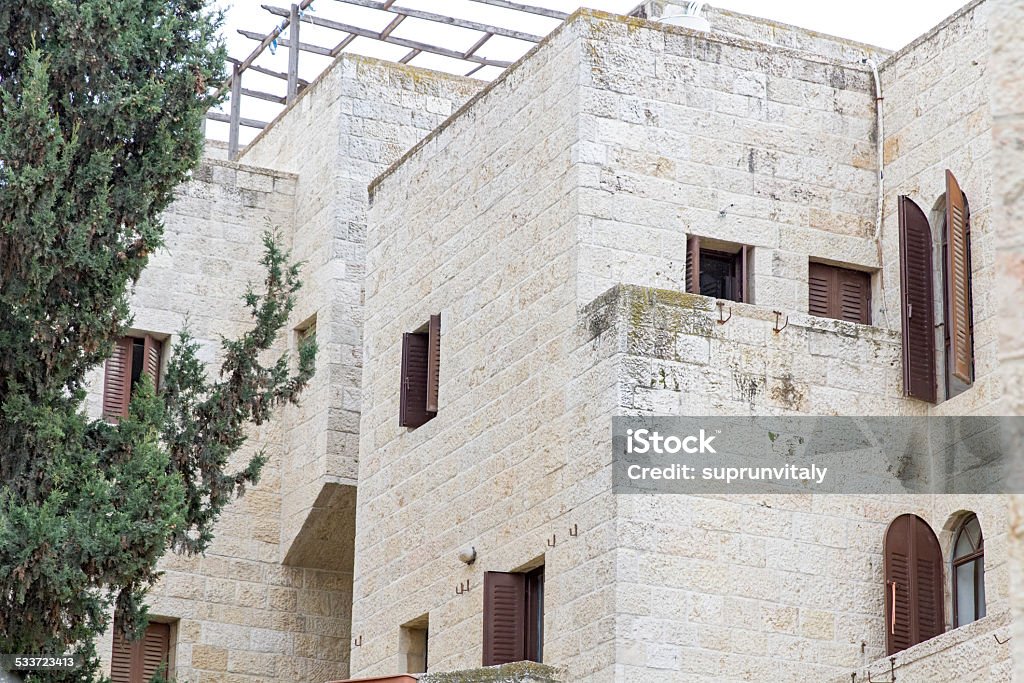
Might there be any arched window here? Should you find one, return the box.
[952,514,986,627]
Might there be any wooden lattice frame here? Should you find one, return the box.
[209,0,571,158]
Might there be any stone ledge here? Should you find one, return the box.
[331,662,563,683]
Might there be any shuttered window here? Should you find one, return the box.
[808,263,871,325]
[111,621,171,683]
[685,235,751,303]
[884,514,944,655]
[898,196,937,403]
[945,170,973,385]
[483,567,544,666]
[399,314,440,428]
[103,334,164,422]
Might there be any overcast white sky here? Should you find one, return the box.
[208,0,970,143]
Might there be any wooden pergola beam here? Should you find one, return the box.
[465,0,569,21]
[260,5,513,67]
[330,0,545,43]
[238,29,334,57]
[206,112,269,130]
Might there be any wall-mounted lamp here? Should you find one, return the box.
[457,546,477,565]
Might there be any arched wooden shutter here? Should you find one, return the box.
[142,335,163,391]
[945,170,973,384]
[483,571,527,666]
[898,196,937,403]
[884,514,944,655]
[103,337,133,421]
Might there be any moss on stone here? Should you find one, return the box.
[420,661,564,683]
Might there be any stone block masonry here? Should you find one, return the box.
[239,54,483,569]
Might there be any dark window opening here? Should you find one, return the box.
[952,514,985,628]
[525,565,544,664]
[400,615,429,673]
[686,235,751,303]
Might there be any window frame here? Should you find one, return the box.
[951,514,985,628]
[686,235,751,304]
[103,333,164,422]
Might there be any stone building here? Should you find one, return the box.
[84,0,1024,681]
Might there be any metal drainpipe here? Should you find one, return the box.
[863,56,891,329]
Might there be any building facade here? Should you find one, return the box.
[86,1,1024,681]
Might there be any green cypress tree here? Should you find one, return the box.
[0,2,315,680]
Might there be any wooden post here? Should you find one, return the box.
[287,4,300,103]
[228,63,242,160]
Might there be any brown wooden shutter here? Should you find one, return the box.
[426,314,440,413]
[685,235,700,294]
[111,622,170,683]
[141,622,170,681]
[884,514,944,655]
[808,263,831,318]
[945,170,973,384]
[103,337,133,422]
[837,268,870,325]
[483,571,527,666]
[399,332,431,428]
[808,263,870,324]
[898,196,937,403]
[110,628,134,683]
[740,245,750,303]
[142,335,163,392]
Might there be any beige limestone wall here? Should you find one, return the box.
[988,0,1024,680]
[356,6,1011,682]
[85,159,353,682]
[585,285,1010,681]
[238,54,483,566]
[355,20,625,681]
[575,11,883,323]
[880,0,1000,417]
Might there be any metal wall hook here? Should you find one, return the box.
[455,579,470,595]
[547,534,557,548]
[995,633,1011,645]
[716,301,732,325]
[353,635,363,647]
[772,310,789,333]
[568,523,578,537]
